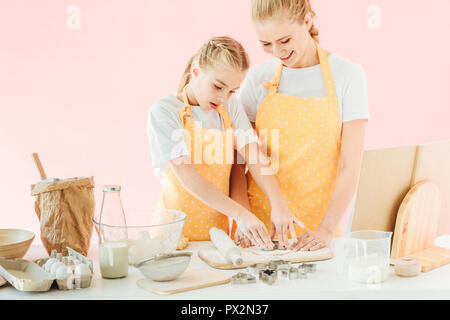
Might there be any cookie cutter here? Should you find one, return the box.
[278,267,290,280]
[247,263,268,279]
[259,269,277,285]
[299,263,317,273]
[288,266,308,280]
[231,272,256,285]
[268,260,290,270]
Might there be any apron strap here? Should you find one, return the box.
[264,41,337,99]
[264,62,284,93]
[178,86,192,128]
[216,105,233,130]
[315,41,337,98]
[178,86,233,130]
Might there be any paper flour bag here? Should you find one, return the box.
[31,177,95,256]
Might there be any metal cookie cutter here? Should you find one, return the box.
[268,260,291,280]
[288,266,308,280]
[231,272,256,285]
[268,260,290,270]
[259,269,277,285]
[288,266,300,280]
[247,263,268,279]
[299,263,317,273]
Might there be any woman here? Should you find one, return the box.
[231,0,369,251]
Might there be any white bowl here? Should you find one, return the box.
[136,252,192,282]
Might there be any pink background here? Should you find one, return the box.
[1,0,449,245]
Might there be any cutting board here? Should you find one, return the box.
[351,145,417,233]
[391,181,450,272]
[351,140,450,235]
[411,140,450,236]
[198,245,333,269]
[136,268,230,295]
[0,275,6,287]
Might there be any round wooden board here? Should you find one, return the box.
[391,181,441,258]
[0,275,7,287]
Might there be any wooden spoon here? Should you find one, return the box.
[31,153,47,180]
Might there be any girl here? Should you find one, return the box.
[231,0,369,251]
[147,36,303,248]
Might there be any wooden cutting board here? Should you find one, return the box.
[351,145,417,233]
[198,245,333,270]
[0,275,6,287]
[350,140,450,236]
[136,268,230,295]
[391,181,450,272]
[411,140,450,236]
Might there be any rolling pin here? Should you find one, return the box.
[209,228,243,266]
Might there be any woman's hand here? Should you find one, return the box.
[291,225,333,251]
[235,210,274,249]
[234,227,253,248]
[271,202,306,248]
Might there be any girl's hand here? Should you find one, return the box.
[235,211,274,249]
[291,225,333,251]
[270,203,306,249]
[233,227,252,248]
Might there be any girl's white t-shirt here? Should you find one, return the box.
[147,94,258,183]
[239,54,370,124]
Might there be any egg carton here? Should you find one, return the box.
[35,247,93,290]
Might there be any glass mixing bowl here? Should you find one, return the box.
[93,209,187,266]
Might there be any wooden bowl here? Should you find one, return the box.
[0,229,35,259]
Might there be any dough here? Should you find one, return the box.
[198,245,333,268]
[243,239,295,256]
[244,247,290,256]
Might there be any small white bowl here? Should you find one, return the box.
[135,252,192,282]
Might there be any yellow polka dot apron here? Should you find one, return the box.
[247,42,343,238]
[159,87,234,241]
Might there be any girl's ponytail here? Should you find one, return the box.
[178,55,195,94]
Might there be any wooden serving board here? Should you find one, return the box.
[198,245,333,270]
[391,181,450,272]
[411,140,450,236]
[0,275,6,287]
[137,268,230,295]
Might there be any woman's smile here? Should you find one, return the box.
[280,51,294,62]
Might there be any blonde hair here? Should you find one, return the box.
[178,36,250,93]
[251,0,319,42]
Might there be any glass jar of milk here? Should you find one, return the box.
[95,185,128,279]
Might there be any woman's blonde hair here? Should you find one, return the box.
[251,0,319,42]
[178,36,250,93]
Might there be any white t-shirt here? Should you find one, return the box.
[147,94,258,183]
[239,54,370,124]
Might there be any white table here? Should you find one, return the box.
[2,239,450,300]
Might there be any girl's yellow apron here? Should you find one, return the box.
[159,87,234,240]
[247,42,343,237]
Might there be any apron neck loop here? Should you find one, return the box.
[266,40,336,98]
[179,85,233,130]
[179,85,192,127]
[216,105,233,130]
[315,41,336,98]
